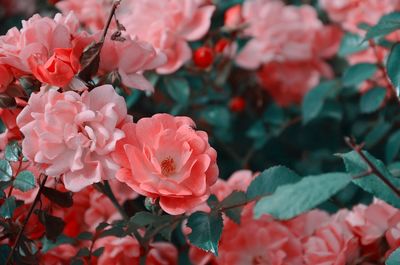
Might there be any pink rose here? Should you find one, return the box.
[16,85,131,191]
[112,113,219,215]
[215,215,303,265]
[304,210,360,265]
[95,236,177,265]
[57,0,215,74]
[0,12,92,87]
[100,36,166,92]
[258,60,333,107]
[346,199,397,245]
[320,0,400,34]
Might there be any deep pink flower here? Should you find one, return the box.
[16,85,131,191]
[112,113,219,215]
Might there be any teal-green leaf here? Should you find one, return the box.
[342,63,378,87]
[187,211,223,256]
[387,43,400,97]
[359,87,386,113]
[165,77,190,104]
[246,166,300,200]
[340,151,400,208]
[0,245,11,264]
[0,160,12,182]
[386,130,400,162]
[338,33,369,57]
[219,191,247,224]
[13,171,35,192]
[302,80,339,124]
[0,196,16,218]
[364,122,391,148]
[386,247,400,265]
[365,12,400,41]
[254,173,351,220]
[202,106,231,128]
[5,141,22,162]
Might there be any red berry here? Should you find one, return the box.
[193,46,214,68]
[229,97,246,112]
[214,38,230,53]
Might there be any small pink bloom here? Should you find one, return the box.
[100,36,166,92]
[346,199,397,245]
[215,215,303,265]
[112,113,219,215]
[17,85,131,192]
[258,60,333,107]
[304,210,360,265]
[95,236,177,265]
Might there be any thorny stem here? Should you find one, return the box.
[5,174,48,265]
[345,137,400,197]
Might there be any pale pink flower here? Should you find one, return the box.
[284,210,331,239]
[99,35,166,92]
[224,4,243,29]
[16,85,131,192]
[57,0,215,74]
[304,210,360,265]
[215,215,303,265]
[0,12,92,87]
[320,0,400,34]
[346,199,397,245]
[95,236,177,265]
[112,113,219,215]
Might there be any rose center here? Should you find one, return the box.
[161,156,176,177]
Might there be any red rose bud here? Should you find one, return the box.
[229,97,246,112]
[193,46,214,68]
[214,38,230,53]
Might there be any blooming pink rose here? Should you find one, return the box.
[386,212,400,254]
[57,0,215,74]
[304,210,360,265]
[94,236,177,265]
[284,210,330,239]
[258,60,333,106]
[40,244,77,265]
[320,0,400,34]
[214,214,303,265]
[16,85,131,192]
[99,35,166,92]
[236,0,340,70]
[346,199,397,245]
[0,12,92,87]
[0,64,13,92]
[112,113,219,215]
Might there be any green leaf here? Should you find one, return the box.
[92,247,105,257]
[165,77,190,104]
[302,80,339,124]
[41,235,75,253]
[0,160,12,182]
[246,166,300,200]
[0,245,11,264]
[5,141,22,162]
[13,171,35,192]
[202,106,231,128]
[42,187,73,208]
[187,211,223,256]
[364,122,391,148]
[365,12,400,41]
[219,191,247,224]
[387,43,400,97]
[338,33,369,57]
[254,173,351,220]
[0,196,16,218]
[76,232,93,241]
[342,63,378,87]
[340,151,400,208]
[359,87,386,113]
[129,212,159,228]
[387,247,400,265]
[387,130,400,163]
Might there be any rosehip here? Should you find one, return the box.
[214,38,230,53]
[229,97,246,112]
[193,46,214,68]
